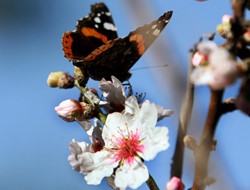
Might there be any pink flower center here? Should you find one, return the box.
[113,128,144,165]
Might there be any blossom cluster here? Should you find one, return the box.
[189,13,250,115]
[49,75,173,189]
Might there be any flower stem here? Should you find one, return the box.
[192,89,224,190]
[146,174,160,190]
[74,81,107,124]
[171,52,195,178]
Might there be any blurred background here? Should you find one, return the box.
[0,0,249,189]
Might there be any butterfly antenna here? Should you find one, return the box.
[131,64,168,71]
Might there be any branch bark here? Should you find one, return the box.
[192,90,224,190]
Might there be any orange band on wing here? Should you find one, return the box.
[82,27,108,43]
[129,34,145,55]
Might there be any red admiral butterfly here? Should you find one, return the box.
[62,3,172,83]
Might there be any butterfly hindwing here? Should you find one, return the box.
[62,31,96,60]
[74,11,173,81]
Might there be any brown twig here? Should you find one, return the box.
[191,90,224,190]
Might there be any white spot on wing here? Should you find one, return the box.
[105,12,111,16]
[153,29,160,36]
[94,17,101,23]
[95,24,99,28]
[151,24,157,29]
[97,13,101,17]
[164,19,169,23]
[103,22,117,31]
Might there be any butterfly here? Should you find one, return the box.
[62,2,172,83]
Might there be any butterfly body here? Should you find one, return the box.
[62,3,172,82]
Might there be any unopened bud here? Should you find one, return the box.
[166,177,185,190]
[184,135,197,150]
[217,14,232,38]
[47,72,74,89]
[204,177,216,186]
[55,99,95,122]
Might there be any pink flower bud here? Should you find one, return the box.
[166,177,185,190]
[55,99,84,122]
[222,14,232,23]
[217,14,232,38]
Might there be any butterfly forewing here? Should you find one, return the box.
[62,3,118,61]
[80,3,118,41]
[62,2,173,82]
[75,11,173,81]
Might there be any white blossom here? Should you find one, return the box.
[68,96,170,189]
[191,41,239,90]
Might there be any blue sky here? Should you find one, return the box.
[0,0,249,190]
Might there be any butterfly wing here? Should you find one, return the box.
[75,11,173,81]
[62,3,118,61]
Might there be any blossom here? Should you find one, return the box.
[68,96,170,189]
[99,76,173,117]
[191,41,239,90]
[166,177,185,190]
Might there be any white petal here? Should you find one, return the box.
[197,41,217,55]
[156,105,174,121]
[68,140,92,172]
[114,158,149,189]
[99,76,126,106]
[137,100,158,129]
[139,127,169,160]
[106,176,126,190]
[124,96,140,115]
[68,140,119,185]
[75,120,93,134]
[85,88,101,104]
[91,119,104,145]
[190,67,213,86]
[81,150,118,185]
